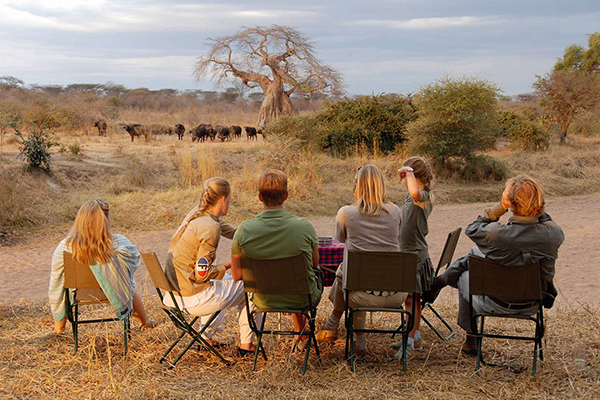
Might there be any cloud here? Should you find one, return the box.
[353,16,503,30]
[0,2,318,33]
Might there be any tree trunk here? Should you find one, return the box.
[257,81,295,128]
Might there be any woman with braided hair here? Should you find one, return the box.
[164,177,258,353]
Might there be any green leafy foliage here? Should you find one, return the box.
[14,127,60,172]
[266,94,417,156]
[406,76,501,167]
[498,110,550,150]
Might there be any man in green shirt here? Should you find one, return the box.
[231,169,322,346]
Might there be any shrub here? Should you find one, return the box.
[14,127,60,172]
[406,76,501,170]
[266,94,417,156]
[498,110,550,150]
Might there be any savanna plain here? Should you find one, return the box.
[1,122,599,399]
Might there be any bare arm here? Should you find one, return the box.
[231,255,242,281]
[398,167,422,202]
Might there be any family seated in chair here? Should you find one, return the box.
[230,169,323,352]
[49,199,156,335]
[49,164,564,366]
[424,175,564,355]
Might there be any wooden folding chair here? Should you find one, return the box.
[344,250,418,372]
[63,252,131,354]
[240,254,320,375]
[421,227,462,341]
[141,252,228,368]
[468,255,544,375]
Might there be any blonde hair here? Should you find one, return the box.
[403,156,434,190]
[169,177,231,250]
[66,200,113,265]
[354,164,389,216]
[258,169,288,206]
[506,175,545,217]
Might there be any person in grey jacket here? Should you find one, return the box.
[424,175,564,354]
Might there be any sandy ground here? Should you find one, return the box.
[1,193,598,307]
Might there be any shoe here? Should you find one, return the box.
[198,340,229,351]
[461,334,478,356]
[315,329,338,343]
[293,337,310,352]
[393,340,414,360]
[422,276,446,305]
[236,347,256,358]
[391,338,421,350]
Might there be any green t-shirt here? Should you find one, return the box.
[231,209,321,309]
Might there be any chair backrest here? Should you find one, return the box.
[469,255,542,302]
[345,250,418,293]
[141,252,175,293]
[63,252,102,289]
[63,252,107,302]
[240,254,310,295]
[436,227,462,273]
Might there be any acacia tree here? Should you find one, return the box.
[194,25,343,128]
[534,70,600,144]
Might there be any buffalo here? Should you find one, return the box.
[229,125,242,140]
[94,119,107,137]
[191,124,214,143]
[245,126,257,141]
[122,124,149,142]
[216,125,231,142]
[174,123,185,140]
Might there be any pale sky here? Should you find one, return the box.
[0,0,598,96]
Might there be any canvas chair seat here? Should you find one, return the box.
[63,252,131,354]
[141,252,229,368]
[468,254,545,375]
[343,250,419,372]
[240,254,320,375]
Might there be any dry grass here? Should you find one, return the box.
[2,132,600,239]
[1,289,598,399]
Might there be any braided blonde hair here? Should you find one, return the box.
[169,178,231,251]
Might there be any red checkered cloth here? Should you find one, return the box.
[318,239,345,287]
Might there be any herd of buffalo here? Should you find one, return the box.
[93,119,263,142]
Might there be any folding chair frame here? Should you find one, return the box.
[468,255,545,376]
[240,254,321,375]
[343,250,418,373]
[421,227,462,341]
[141,252,229,368]
[63,252,131,355]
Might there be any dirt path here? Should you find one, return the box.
[1,193,598,306]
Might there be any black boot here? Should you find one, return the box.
[422,276,446,305]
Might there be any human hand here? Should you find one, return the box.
[501,187,511,210]
[224,261,232,270]
[398,166,414,179]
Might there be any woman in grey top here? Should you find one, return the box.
[392,156,435,359]
[315,164,407,355]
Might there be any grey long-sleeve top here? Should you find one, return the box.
[466,203,565,290]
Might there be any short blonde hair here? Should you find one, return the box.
[354,164,389,216]
[66,200,113,265]
[258,169,288,206]
[506,175,545,217]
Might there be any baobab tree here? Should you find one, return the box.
[194,25,344,128]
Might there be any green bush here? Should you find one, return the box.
[440,155,508,182]
[498,110,550,150]
[406,76,501,168]
[14,127,60,172]
[266,94,417,156]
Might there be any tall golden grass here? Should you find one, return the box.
[1,131,600,238]
[1,294,598,399]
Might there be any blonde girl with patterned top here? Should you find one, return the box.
[49,200,156,334]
